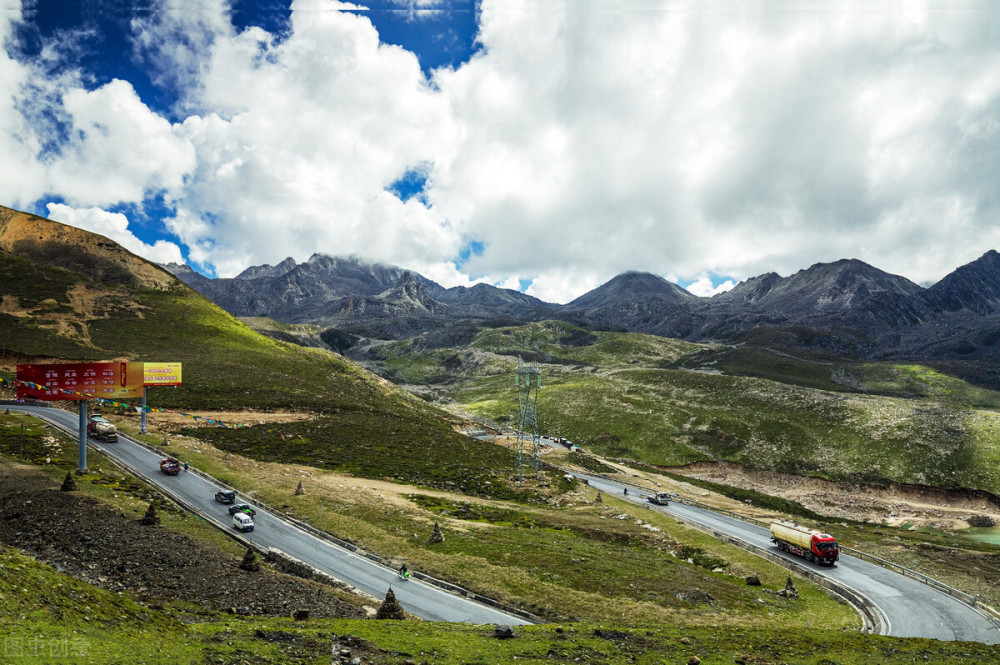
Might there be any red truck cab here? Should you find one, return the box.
[811,533,839,561]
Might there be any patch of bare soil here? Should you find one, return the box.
[0,205,175,290]
[143,409,313,433]
[0,462,367,619]
[676,461,1000,531]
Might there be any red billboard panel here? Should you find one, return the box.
[17,362,144,401]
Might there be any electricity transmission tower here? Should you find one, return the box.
[514,356,542,480]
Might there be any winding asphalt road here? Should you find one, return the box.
[11,404,1000,641]
[579,473,1000,644]
[7,404,530,625]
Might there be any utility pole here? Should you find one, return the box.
[513,356,542,480]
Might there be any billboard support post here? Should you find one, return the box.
[141,387,147,434]
[78,399,87,472]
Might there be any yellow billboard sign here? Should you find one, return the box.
[143,362,183,386]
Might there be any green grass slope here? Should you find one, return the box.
[0,546,192,664]
[0,211,520,498]
[369,321,1000,495]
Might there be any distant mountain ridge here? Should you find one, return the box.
[163,250,1000,365]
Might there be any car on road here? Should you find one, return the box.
[228,503,256,518]
[215,490,236,504]
[647,492,671,505]
[232,512,254,532]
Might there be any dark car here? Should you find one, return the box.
[214,490,236,504]
[227,503,256,518]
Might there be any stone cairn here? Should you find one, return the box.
[763,575,798,599]
[60,471,78,492]
[295,480,305,496]
[375,588,405,620]
[140,501,160,526]
[595,491,602,504]
[240,547,261,572]
[429,521,445,544]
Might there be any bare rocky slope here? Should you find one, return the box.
[0,462,367,619]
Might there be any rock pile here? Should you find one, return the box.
[60,471,77,492]
[967,514,995,528]
[240,547,260,572]
[140,501,160,526]
[375,588,405,620]
[429,521,444,544]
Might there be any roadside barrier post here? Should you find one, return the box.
[77,399,87,471]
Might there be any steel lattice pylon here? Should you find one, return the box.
[513,356,542,479]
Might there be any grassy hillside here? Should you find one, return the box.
[0,209,521,498]
[5,543,999,664]
[3,421,998,664]
[0,546,196,664]
[367,321,1000,495]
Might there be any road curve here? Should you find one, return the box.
[8,405,530,626]
[579,473,1000,644]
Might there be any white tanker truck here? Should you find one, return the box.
[770,521,839,566]
[87,414,118,442]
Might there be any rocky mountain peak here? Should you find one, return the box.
[235,257,298,280]
[924,249,1000,315]
[765,259,923,313]
[565,271,695,310]
[715,272,782,303]
[161,262,197,277]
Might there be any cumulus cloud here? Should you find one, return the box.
[47,79,196,207]
[5,1,1000,303]
[427,0,1000,299]
[130,0,461,276]
[683,275,736,298]
[0,4,46,207]
[46,203,185,264]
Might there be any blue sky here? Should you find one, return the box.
[3,1,1000,302]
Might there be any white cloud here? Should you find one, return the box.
[5,0,1000,301]
[47,79,197,207]
[0,4,46,207]
[130,0,461,276]
[46,203,185,265]
[427,0,1000,293]
[684,275,736,298]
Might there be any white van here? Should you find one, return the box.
[233,512,255,532]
